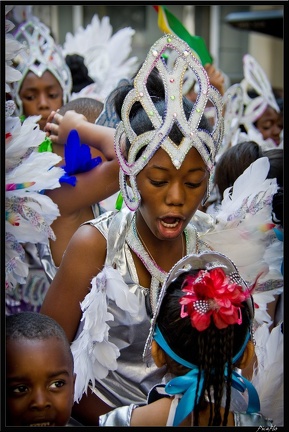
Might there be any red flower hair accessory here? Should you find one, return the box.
[179,267,251,331]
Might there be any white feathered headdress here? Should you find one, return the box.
[220,54,282,153]
[62,14,139,102]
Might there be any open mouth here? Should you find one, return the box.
[161,217,181,228]
[30,422,54,426]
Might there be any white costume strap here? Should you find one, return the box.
[166,395,182,426]
[105,208,133,267]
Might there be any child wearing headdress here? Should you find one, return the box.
[11,15,72,131]
[40,34,279,426]
[41,33,224,425]
[99,251,274,426]
[219,54,283,156]
[6,13,120,314]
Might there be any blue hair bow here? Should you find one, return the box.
[154,325,260,426]
[165,368,203,426]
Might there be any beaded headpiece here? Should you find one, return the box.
[240,54,280,130]
[12,17,72,115]
[143,250,254,360]
[114,34,224,211]
[219,83,244,153]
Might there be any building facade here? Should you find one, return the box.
[28,4,284,92]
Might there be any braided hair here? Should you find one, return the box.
[156,270,252,426]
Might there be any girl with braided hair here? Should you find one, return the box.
[100,252,273,427]
[40,34,279,426]
[41,34,224,425]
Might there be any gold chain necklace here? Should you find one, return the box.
[135,223,185,265]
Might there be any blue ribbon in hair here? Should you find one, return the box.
[153,325,260,426]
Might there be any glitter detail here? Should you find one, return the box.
[12,18,71,115]
[127,215,199,314]
[193,299,210,314]
[114,34,224,211]
[173,159,181,168]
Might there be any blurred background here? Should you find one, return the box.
[9,3,284,95]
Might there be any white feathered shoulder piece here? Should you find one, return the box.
[62,14,139,102]
[71,266,139,403]
[200,157,282,292]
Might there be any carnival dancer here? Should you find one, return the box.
[41,34,281,426]
[99,251,274,427]
[5,6,64,303]
[11,15,72,131]
[41,34,224,425]
[219,54,283,156]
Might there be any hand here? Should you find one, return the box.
[45,110,88,144]
[204,63,225,96]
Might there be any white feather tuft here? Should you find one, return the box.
[71,266,139,403]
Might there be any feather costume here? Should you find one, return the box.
[5,115,64,291]
[251,322,283,426]
[62,14,138,103]
[5,6,64,291]
[200,157,283,327]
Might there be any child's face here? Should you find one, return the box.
[255,105,283,146]
[6,337,75,426]
[136,146,209,239]
[19,70,64,130]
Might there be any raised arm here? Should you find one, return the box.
[45,155,119,216]
[45,110,117,161]
[44,109,120,215]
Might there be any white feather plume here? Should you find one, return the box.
[251,323,283,425]
[71,266,139,403]
[63,14,138,102]
[5,115,64,291]
[201,157,282,291]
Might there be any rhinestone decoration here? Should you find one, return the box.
[142,250,254,361]
[12,18,72,115]
[114,34,224,211]
[193,299,211,314]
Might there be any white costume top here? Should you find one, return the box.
[71,207,210,407]
[98,384,274,426]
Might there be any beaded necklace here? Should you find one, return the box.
[126,214,199,313]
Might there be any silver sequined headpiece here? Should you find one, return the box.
[12,17,72,115]
[143,250,254,360]
[114,34,224,211]
[240,54,280,130]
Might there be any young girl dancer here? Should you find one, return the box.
[40,33,224,425]
[99,251,274,426]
